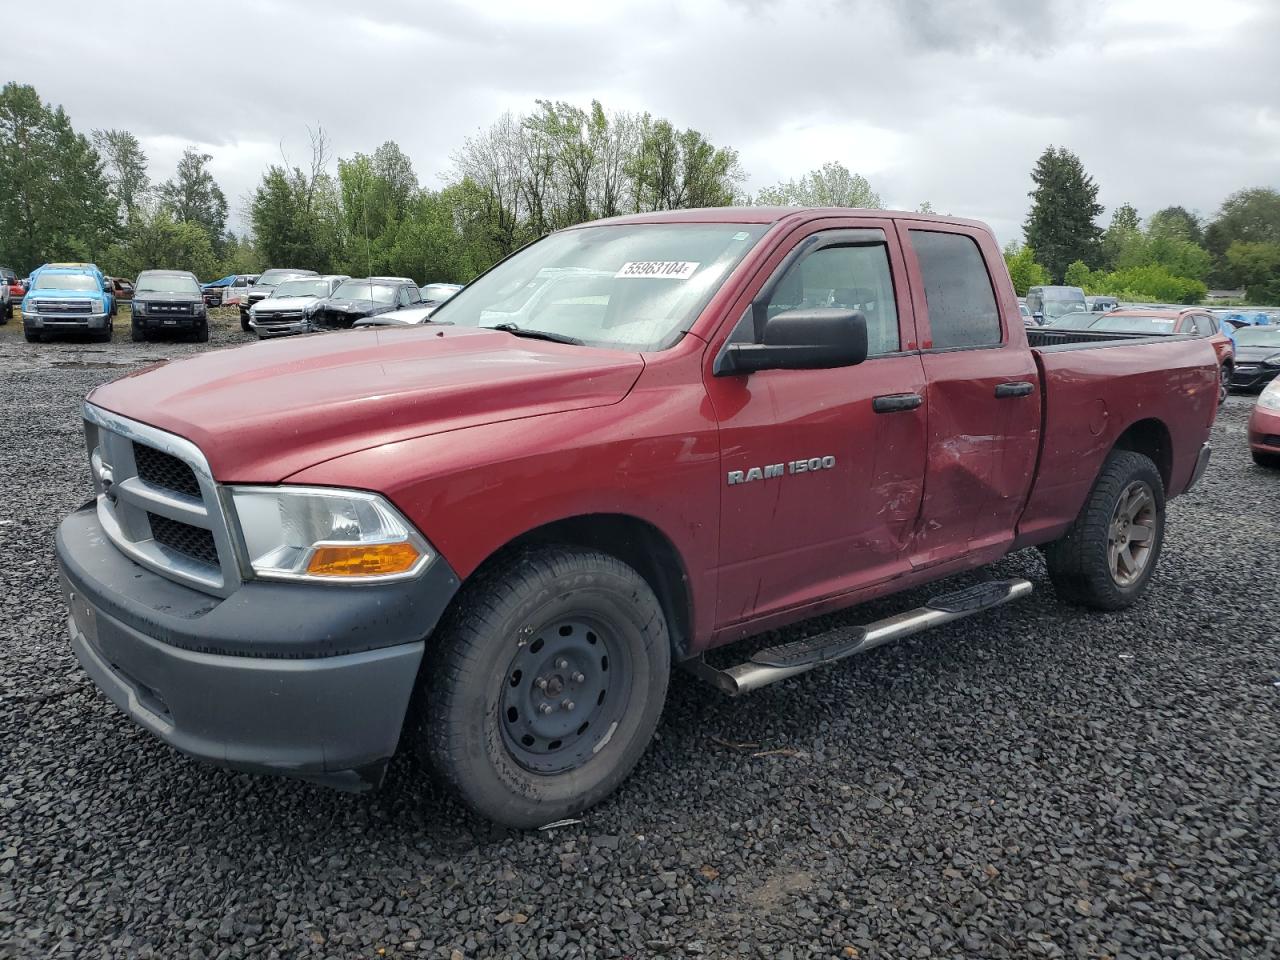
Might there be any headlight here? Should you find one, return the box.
[229,486,432,582]
[1259,382,1280,411]
[132,300,145,314]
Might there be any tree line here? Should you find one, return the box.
[1,81,1276,306]
[1005,145,1280,304]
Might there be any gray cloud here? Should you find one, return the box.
[5,0,1278,244]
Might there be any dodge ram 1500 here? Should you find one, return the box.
[56,208,1218,827]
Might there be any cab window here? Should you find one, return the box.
[910,230,1002,349]
[762,243,900,355]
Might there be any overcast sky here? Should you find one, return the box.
[7,0,1279,245]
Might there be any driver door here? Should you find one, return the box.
[704,220,928,628]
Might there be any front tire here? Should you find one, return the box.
[422,546,670,828]
[240,311,251,332]
[1220,364,1232,403]
[130,323,146,343]
[1045,451,1166,611]
[1252,450,1280,469]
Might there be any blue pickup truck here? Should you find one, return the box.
[22,263,115,343]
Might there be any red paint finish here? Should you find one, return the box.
[87,208,1219,657]
[1248,404,1280,456]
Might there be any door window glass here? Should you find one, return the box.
[763,243,900,355]
[910,230,1001,348]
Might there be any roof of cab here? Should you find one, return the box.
[569,206,992,231]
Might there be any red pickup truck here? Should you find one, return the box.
[56,208,1218,827]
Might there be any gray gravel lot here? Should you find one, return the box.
[2,322,1279,959]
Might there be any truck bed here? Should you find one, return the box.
[1014,331,1219,548]
[1026,327,1189,349]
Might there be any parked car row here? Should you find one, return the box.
[11,260,461,344]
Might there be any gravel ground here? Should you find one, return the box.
[2,319,1279,959]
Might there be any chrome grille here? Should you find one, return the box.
[83,404,242,596]
[35,299,94,314]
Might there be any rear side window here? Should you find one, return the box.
[764,243,900,355]
[910,230,1001,349]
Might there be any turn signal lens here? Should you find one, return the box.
[305,542,422,577]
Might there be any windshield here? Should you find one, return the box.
[258,269,312,287]
[422,283,462,302]
[1235,326,1280,346]
[433,223,770,350]
[136,274,199,295]
[35,273,99,292]
[332,280,398,304]
[1041,299,1087,319]
[272,278,332,298]
[1093,315,1177,334]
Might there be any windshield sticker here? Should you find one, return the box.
[615,261,700,280]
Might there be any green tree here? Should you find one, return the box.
[756,161,882,208]
[1003,242,1050,296]
[1204,187,1280,256]
[1148,205,1202,244]
[250,164,333,270]
[103,206,220,279]
[0,83,118,273]
[1023,146,1104,282]
[1063,260,1092,288]
[159,147,228,245]
[1225,241,1280,302]
[1101,202,1140,269]
[93,128,150,222]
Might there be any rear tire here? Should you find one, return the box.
[421,546,670,828]
[1044,451,1166,611]
[1252,451,1280,469]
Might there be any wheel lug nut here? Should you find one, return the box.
[571,671,585,684]
[555,658,568,670]
[561,700,575,711]
[535,678,548,691]
[539,704,554,715]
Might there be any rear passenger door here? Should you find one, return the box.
[897,222,1042,568]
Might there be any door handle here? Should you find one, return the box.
[872,393,923,414]
[995,381,1035,398]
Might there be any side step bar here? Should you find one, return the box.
[685,578,1033,696]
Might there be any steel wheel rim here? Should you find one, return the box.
[1108,480,1156,587]
[499,614,629,774]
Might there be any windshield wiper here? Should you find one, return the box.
[486,322,584,345]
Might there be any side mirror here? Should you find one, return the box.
[1033,311,1044,322]
[716,308,868,376]
[103,280,112,292]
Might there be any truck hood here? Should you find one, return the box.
[252,295,317,312]
[87,325,645,481]
[26,288,104,301]
[1233,345,1280,363]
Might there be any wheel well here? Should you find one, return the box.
[466,514,694,659]
[1112,418,1172,488]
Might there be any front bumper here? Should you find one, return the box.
[250,316,308,338]
[135,314,205,330]
[1229,365,1280,391]
[1248,406,1280,454]
[56,502,460,789]
[24,312,109,332]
